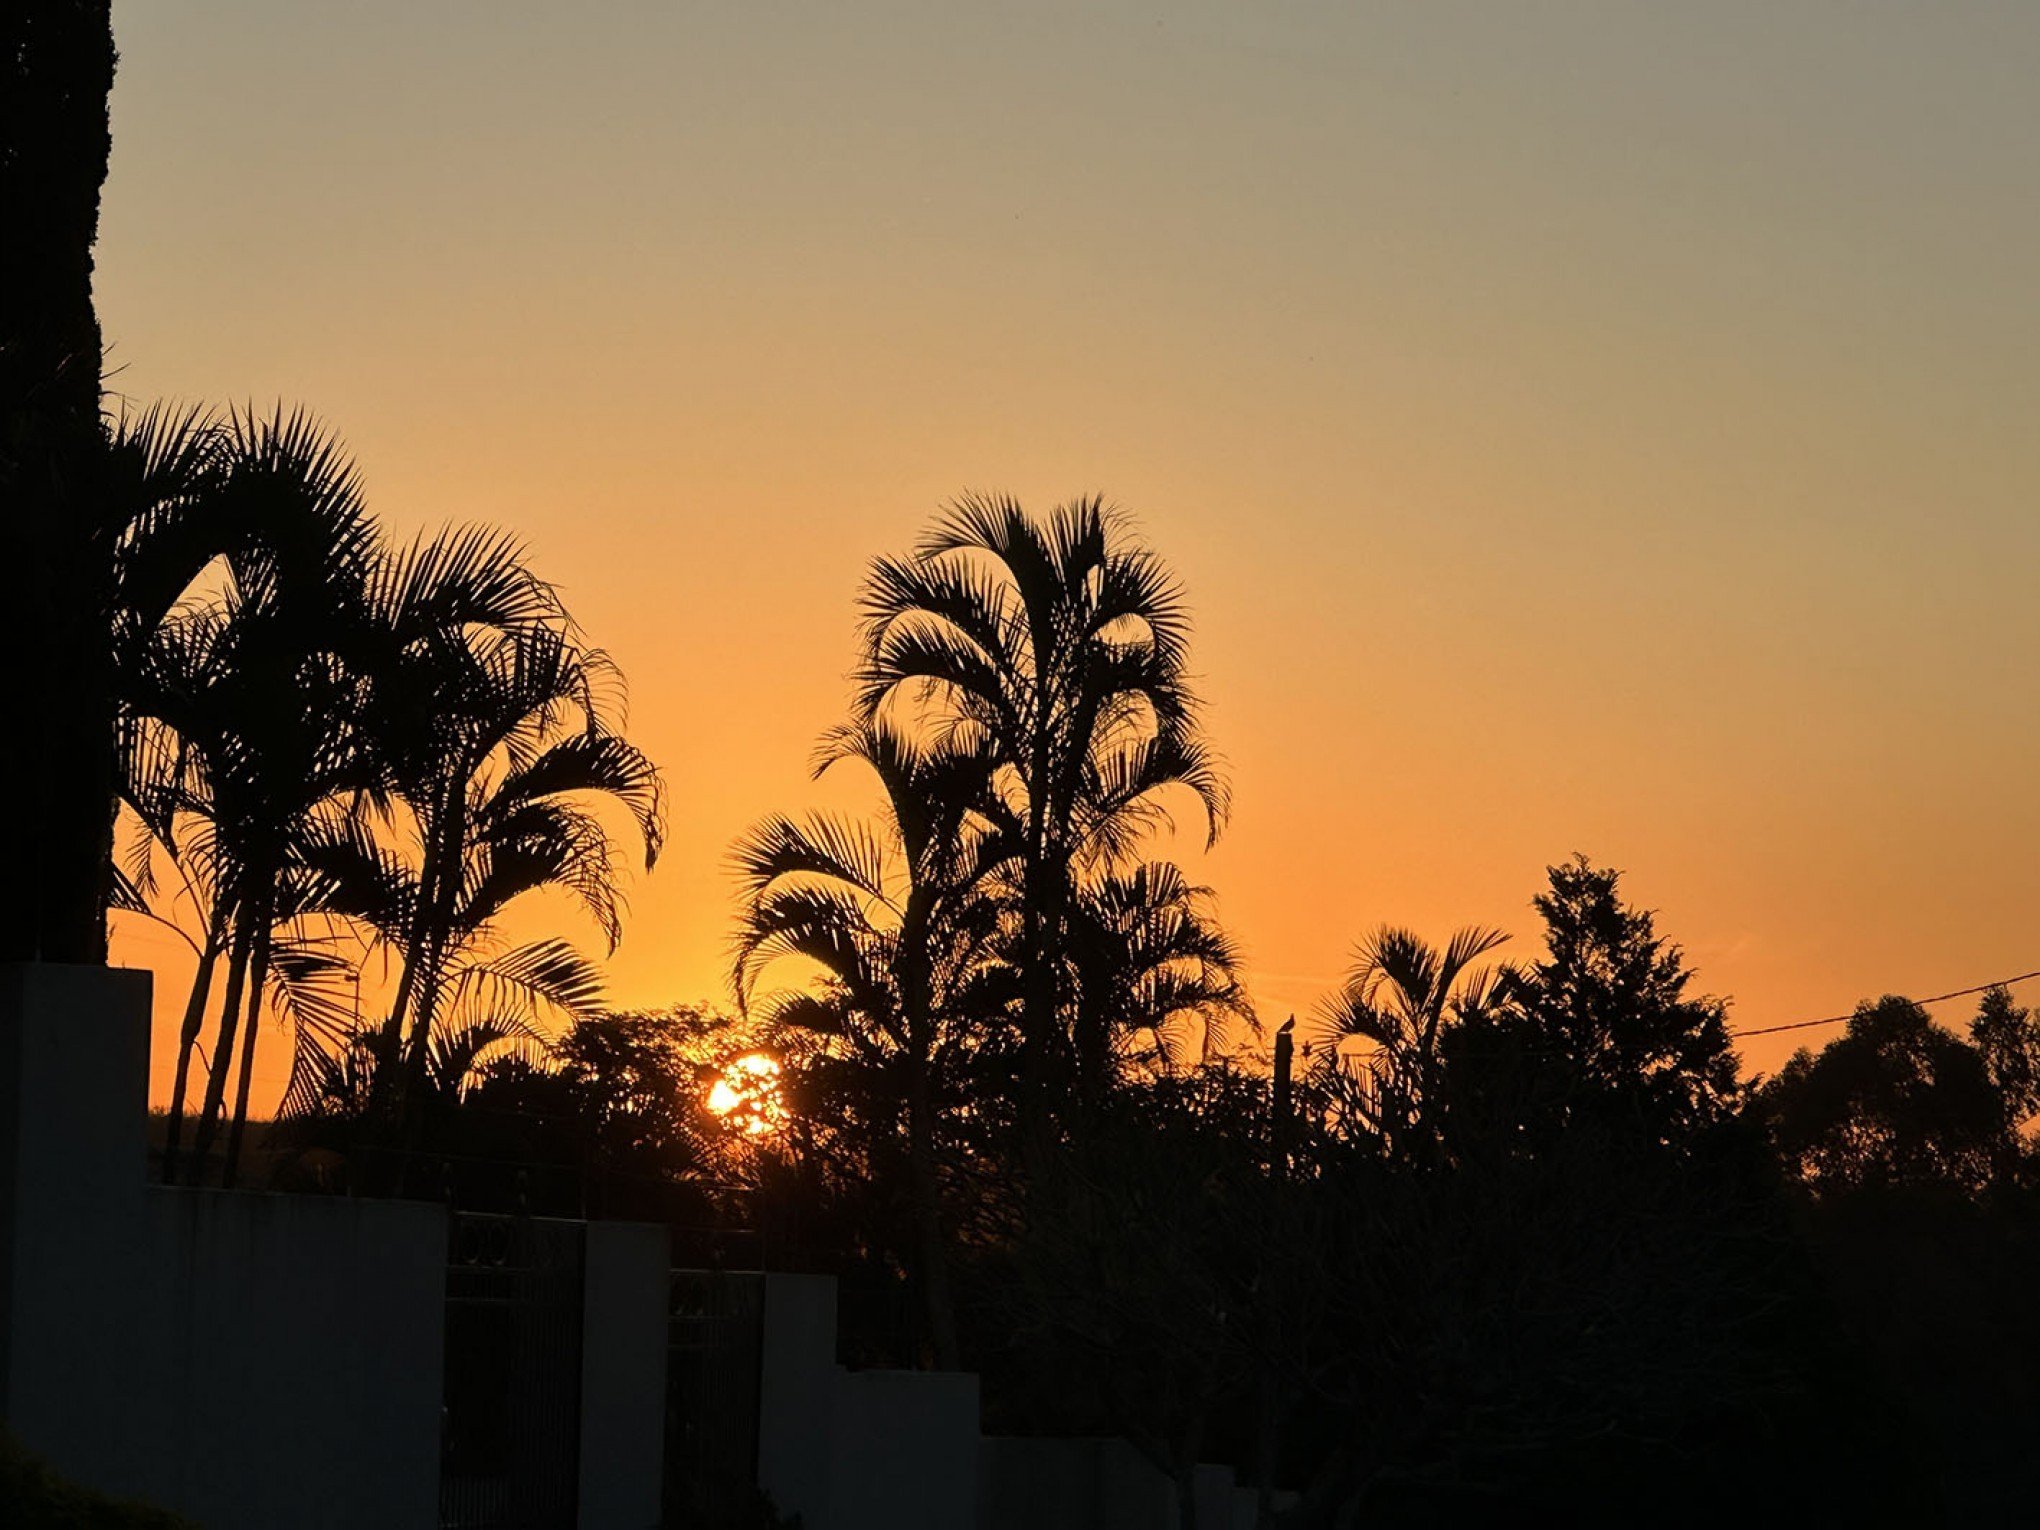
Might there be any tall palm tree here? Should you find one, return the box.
[855,496,1226,1123]
[1311,925,1512,1157]
[733,717,1009,1369]
[117,408,379,1184]
[300,530,664,1130]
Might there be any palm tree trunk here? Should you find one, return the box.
[189,916,254,1182]
[392,775,465,1123]
[403,920,446,1074]
[385,783,469,1194]
[381,858,431,1060]
[1072,896,1114,1102]
[372,799,448,1128]
[221,914,273,1187]
[383,942,421,1057]
[384,776,459,1036]
[894,912,960,1370]
[906,1050,959,1370]
[160,913,226,1184]
[1019,783,1058,1147]
[393,915,447,1149]
[377,859,435,1112]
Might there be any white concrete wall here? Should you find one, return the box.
[579,1219,671,1530]
[0,964,153,1492]
[830,1367,981,1530]
[979,1434,1175,1530]
[1,965,450,1527]
[756,1273,1267,1530]
[0,962,688,1530]
[136,1188,447,1530]
[758,1271,840,1523]
[757,1272,984,1530]
[1191,1462,1240,1529]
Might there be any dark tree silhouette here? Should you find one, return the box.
[108,480,666,1189]
[469,1007,729,1182]
[733,717,1011,1368]
[1969,982,2040,1132]
[1452,857,1740,1153]
[124,409,378,1185]
[1278,1110,1894,1530]
[1757,995,2007,1193]
[1002,1073,1272,1530]
[1063,860,1248,1078]
[1309,924,1512,1160]
[290,526,665,1131]
[854,495,1227,1119]
[1,0,118,963]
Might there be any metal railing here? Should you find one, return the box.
[663,1268,766,1527]
[439,1211,587,1530]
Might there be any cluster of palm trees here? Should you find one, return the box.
[110,405,663,1187]
[730,495,1248,1364]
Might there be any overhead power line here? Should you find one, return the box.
[1731,968,2040,1039]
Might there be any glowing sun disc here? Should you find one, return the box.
[707,1052,785,1137]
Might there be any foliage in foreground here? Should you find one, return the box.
[0,1434,195,1530]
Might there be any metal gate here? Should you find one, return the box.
[663,1270,765,1526]
[440,1212,587,1529]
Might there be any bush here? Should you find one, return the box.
[0,1434,196,1529]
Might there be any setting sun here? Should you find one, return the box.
[706,1052,786,1138]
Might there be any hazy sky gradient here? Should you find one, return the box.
[100,2,2040,1107]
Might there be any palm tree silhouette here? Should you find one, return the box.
[115,452,666,1180]
[733,716,1009,1368]
[854,495,1226,1124]
[303,528,664,1132]
[1065,861,1249,1080]
[1311,925,1512,1156]
[116,407,378,1184]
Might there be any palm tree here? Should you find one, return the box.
[732,717,1009,1368]
[300,529,664,1133]
[1311,925,1512,1157]
[1064,862,1250,1081]
[854,496,1226,1122]
[116,408,379,1185]
[103,418,665,1187]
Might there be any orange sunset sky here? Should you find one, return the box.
[97,2,2040,1111]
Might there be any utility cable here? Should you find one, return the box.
[1731,968,2040,1039]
